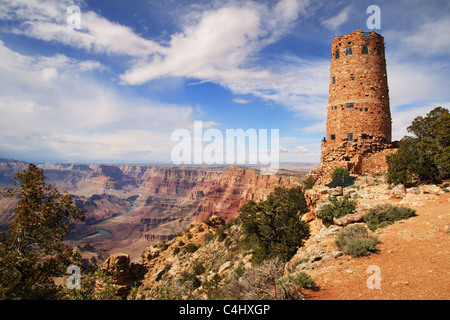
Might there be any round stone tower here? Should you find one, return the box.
[325,30,391,148]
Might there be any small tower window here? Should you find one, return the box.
[331,134,336,140]
[361,45,369,54]
[346,103,354,109]
[345,47,353,56]
[347,133,354,141]
[335,49,340,59]
[332,76,335,84]
[365,108,369,112]
[377,46,382,56]
[359,108,363,112]
[350,76,355,81]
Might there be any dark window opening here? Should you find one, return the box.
[359,108,363,112]
[346,103,354,109]
[365,108,369,112]
[331,134,336,140]
[345,47,353,56]
[361,45,369,54]
[335,50,340,59]
[347,133,353,141]
[332,76,335,84]
[350,76,355,81]
[377,46,382,56]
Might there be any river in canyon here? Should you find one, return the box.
[94,201,137,236]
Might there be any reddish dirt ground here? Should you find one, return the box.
[306,193,450,300]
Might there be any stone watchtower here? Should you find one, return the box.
[326,30,391,147]
[311,30,397,184]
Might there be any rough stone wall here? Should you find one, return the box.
[326,30,391,148]
[310,134,397,185]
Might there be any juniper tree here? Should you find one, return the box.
[239,186,310,263]
[0,163,85,299]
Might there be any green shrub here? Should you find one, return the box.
[387,107,450,184]
[364,204,416,231]
[239,186,310,263]
[335,224,377,258]
[303,176,316,190]
[184,243,198,253]
[216,221,233,242]
[203,217,214,227]
[192,262,206,276]
[280,272,318,291]
[331,167,350,180]
[342,238,378,257]
[316,195,356,226]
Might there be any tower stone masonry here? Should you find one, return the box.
[310,30,398,185]
[326,30,391,147]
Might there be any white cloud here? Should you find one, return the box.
[0,0,329,117]
[384,17,450,112]
[321,5,352,31]
[232,98,251,104]
[280,145,308,153]
[118,0,326,115]
[395,17,450,56]
[0,42,199,162]
[0,0,162,57]
[279,144,319,163]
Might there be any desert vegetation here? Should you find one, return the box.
[238,186,310,263]
[387,106,449,185]
[0,164,85,299]
[335,224,378,258]
[364,204,416,231]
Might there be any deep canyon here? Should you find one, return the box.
[0,160,309,263]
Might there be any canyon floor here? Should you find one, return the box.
[306,193,450,300]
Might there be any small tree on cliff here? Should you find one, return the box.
[387,106,450,185]
[331,167,350,180]
[0,163,85,299]
[239,186,310,263]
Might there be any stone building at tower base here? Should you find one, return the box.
[309,133,398,185]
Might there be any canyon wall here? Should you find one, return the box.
[0,161,306,261]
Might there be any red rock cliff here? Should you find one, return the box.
[193,166,303,222]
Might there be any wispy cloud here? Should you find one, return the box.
[0,0,162,56]
[0,41,198,162]
[232,98,251,104]
[321,5,352,31]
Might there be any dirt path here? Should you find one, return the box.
[306,193,450,300]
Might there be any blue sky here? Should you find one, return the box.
[0,0,449,164]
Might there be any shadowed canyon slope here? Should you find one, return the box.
[0,160,307,262]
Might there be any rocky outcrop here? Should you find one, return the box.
[285,225,342,273]
[101,253,147,299]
